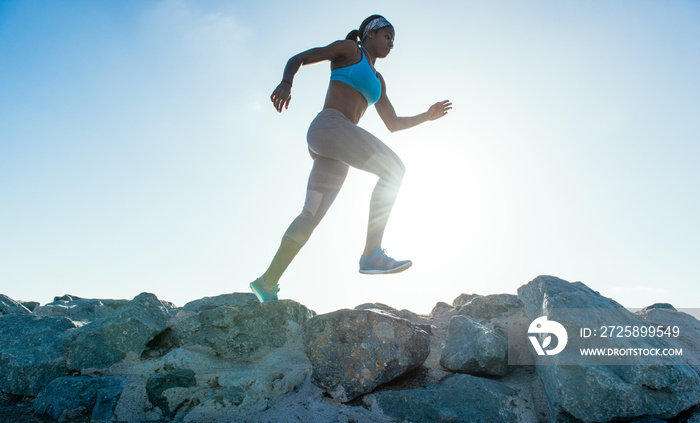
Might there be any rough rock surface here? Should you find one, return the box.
[63,292,173,370]
[636,306,700,374]
[518,275,700,423]
[0,294,31,316]
[33,376,124,422]
[168,294,314,361]
[303,308,430,402]
[370,373,517,423]
[440,315,510,377]
[0,314,76,396]
[34,295,130,322]
[0,277,698,423]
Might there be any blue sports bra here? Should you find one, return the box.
[330,46,382,106]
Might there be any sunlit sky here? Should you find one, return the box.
[1,0,698,314]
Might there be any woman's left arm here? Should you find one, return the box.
[375,73,452,133]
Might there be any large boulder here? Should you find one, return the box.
[440,315,510,377]
[369,373,517,423]
[0,314,76,396]
[168,294,314,361]
[429,293,529,381]
[0,294,31,316]
[635,305,700,373]
[302,309,430,402]
[33,376,124,422]
[517,275,700,422]
[34,295,130,322]
[63,292,173,370]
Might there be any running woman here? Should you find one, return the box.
[251,15,452,302]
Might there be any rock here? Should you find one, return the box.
[232,376,398,423]
[117,345,312,420]
[34,296,130,322]
[0,314,76,396]
[431,293,530,372]
[355,302,432,333]
[440,315,510,377]
[33,376,124,422]
[146,369,197,418]
[0,294,31,316]
[302,309,430,402]
[517,275,700,422]
[63,292,173,370]
[452,293,479,307]
[19,301,40,312]
[169,294,314,361]
[455,294,523,332]
[635,306,700,373]
[642,303,677,311]
[369,373,517,423]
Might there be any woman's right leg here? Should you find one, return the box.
[261,155,349,287]
[307,110,406,259]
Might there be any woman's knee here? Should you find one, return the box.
[366,153,405,182]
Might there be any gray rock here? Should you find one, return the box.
[517,275,700,422]
[452,293,479,307]
[63,292,173,370]
[431,293,530,371]
[355,302,432,333]
[169,294,314,361]
[302,309,430,402]
[180,292,259,311]
[34,296,130,322]
[19,301,40,312]
[33,376,124,422]
[642,303,677,312]
[121,345,312,421]
[455,294,524,332]
[234,377,397,423]
[440,315,510,377]
[0,314,76,396]
[146,369,197,418]
[0,294,31,316]
[370,373,517,423]
[635,306,700,372]
[92,383,125,423]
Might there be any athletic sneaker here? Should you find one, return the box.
[359,248,413,274]
[250,277,279,302]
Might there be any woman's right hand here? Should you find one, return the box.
[270,81,292,113]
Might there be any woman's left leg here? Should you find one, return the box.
[261,155,349,287]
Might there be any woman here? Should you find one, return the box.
[250,15,452,302]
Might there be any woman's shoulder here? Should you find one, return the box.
[327,39,360,55]
[326,40,361,64]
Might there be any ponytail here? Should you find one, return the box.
[346,29,360,42]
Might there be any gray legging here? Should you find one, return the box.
[283,108,405,250]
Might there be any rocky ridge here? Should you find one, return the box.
[0,276,698,422]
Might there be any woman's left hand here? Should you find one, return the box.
[426,100,453,121]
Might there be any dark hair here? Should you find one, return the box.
[345,14,390,42]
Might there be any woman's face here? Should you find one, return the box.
[367,26,395,58]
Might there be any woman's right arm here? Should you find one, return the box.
[270,40,355,113]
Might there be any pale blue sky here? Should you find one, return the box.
[1,0,698,313]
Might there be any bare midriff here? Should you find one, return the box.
[323,80,370,125]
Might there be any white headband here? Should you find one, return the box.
[361,17,392,41]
